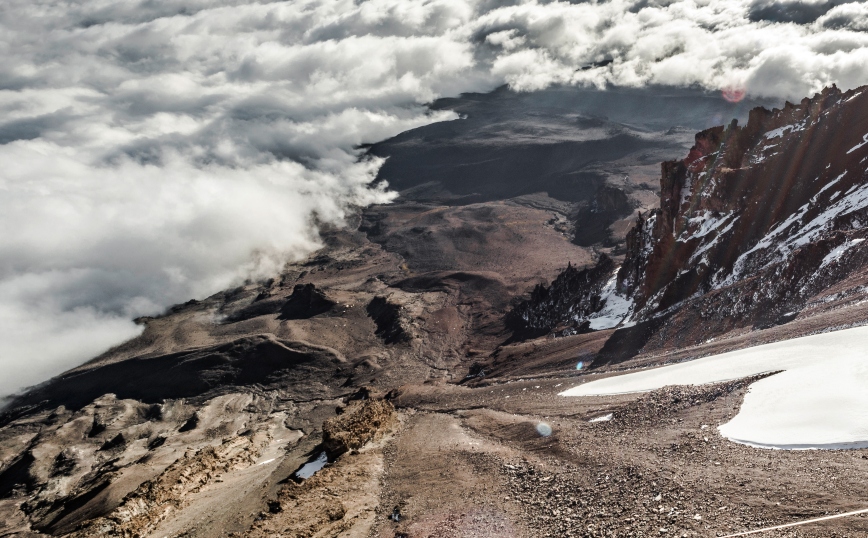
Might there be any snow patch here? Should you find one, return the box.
[684,211,734,240]
[846,133,868,155]
[688,214,738,264]
[719,172,859,287]
[810,174,841,203]
[751,151,779,164]
[589,413,613,423]
[560,326,868,449]
[680,172,694,203]
[588,274,634,330]
[819,238,865,269]
[763,120,806,140]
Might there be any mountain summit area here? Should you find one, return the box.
[3,85,868,537]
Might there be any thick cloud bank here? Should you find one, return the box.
[2,0,867,399]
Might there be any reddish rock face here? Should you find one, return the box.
[608,84,868,358]
[512,84,868,364]
[655,90,852,279]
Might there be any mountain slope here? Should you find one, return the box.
[4,85,868,537]
[367,84,771,252]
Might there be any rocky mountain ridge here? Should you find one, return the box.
[509,84,868,364]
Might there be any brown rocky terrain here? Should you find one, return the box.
[3,85,868,537]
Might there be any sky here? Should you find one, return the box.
[2,0,868,399]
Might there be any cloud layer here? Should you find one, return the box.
[2,0,867,398]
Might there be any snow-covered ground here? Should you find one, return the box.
[560,326,868,449]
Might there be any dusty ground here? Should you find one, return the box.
[390,376,868,538]
[4,374,868,537]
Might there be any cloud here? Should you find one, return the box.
[748,0,852,24]
[1,0,867,399]
[817,2,868,32]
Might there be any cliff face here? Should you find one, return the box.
[513,84,868,362]
[625,85,868,314]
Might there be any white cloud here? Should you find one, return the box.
[818,2,868,32]
[1,0,867,399]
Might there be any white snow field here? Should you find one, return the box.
[560,326,868,449]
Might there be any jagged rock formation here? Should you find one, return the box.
[622,85,868,341]
[513,84,868,365]
[505,255,616,337]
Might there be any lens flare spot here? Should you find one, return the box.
[536,422,553,437]
[722,85,746,103]
[576,361,584,370]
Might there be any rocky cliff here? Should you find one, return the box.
[512,85,868,364]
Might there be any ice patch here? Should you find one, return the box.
[559,326,868,449]
[294,451,328,479]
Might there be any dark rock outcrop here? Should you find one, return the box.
[505,254,616,338]
[0,452,36,498]
[225,296,285,322]
[0,335,345,421]
[573,184,635,246]
[279,283,336,320]
[366,297,409,344]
